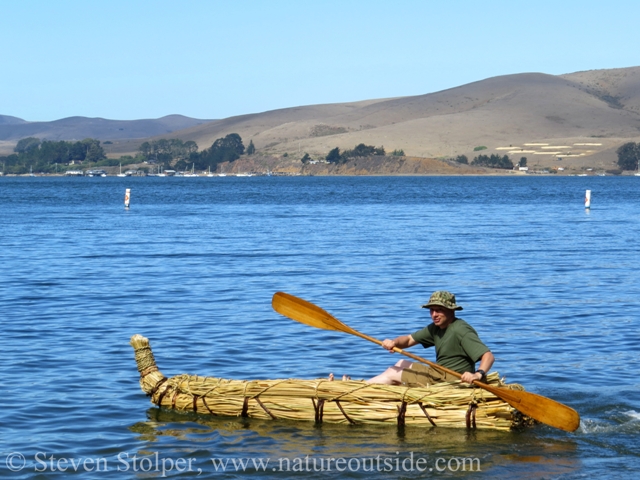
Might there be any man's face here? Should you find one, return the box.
[430,306,455,328]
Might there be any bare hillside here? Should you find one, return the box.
[562,67,640,114]
[133,67,640,170]
[3,67,640,171]
[0,114,213,144]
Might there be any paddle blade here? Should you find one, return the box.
[272,292,355,334]
[481,383,581,432]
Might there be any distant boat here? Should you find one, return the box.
[148,165,165,177]
[183,163,199,177]
[117,163,126,177]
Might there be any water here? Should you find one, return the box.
[0,176,638,478]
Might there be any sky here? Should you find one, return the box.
[1,0,639,122]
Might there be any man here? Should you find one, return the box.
[367,291,494,386]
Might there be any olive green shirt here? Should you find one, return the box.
[411,318,490,374]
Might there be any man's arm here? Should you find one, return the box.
[460,351,495,384]
[381,334,418,352]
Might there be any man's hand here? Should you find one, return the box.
[460,371,484,384]
[381,334,417,353]
[381,339,397,352]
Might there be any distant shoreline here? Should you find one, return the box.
[1,171,627,178]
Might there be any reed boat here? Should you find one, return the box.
[130,334,535,431]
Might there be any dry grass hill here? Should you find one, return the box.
[0,114,212,148]
[138,66,640,172]
[3,66,640,173]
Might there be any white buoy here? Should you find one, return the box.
[585,189,591,209]
[124,188,131,208]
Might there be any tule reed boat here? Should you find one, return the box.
[130,334,535,431]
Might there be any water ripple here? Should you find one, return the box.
[1,176,639,478]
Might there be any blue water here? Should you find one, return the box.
[0,176,638,478]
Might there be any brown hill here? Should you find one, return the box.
[3,67,640,172]
[0,114,213,144]
[0,115,27,125]
[128,67,639,171]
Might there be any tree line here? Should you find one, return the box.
[0,133,249,174]
[617,142,640,171]
[135,134,246,172]
[0,137,106,174]
[470,154,514,169]
[325,143,386,164]
[455,154,526,169]
[138,139,198,165]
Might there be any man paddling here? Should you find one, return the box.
[367,291,494,386]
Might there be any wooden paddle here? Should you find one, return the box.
[271,291,581,433]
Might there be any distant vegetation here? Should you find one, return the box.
[473,146,487,151]
[616,142,640,170]
[0,133,248,174]
[138,139,198,166]
[187,134,245,171]
[310,124,348,137]
[471,154,513,169]
[135,134,246,171]
[326,143,385,164]
[137,134,245,171]
[0,137,106,174]
[455,155,468,164]
[391,149,405,156]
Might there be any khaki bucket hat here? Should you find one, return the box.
[421,291,463,311]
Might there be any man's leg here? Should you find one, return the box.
[366,359,413,385]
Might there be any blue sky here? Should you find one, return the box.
[1,0,638,121]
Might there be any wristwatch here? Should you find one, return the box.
[476,369,486,379]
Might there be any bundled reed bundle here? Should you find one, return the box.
[130,334,533,431]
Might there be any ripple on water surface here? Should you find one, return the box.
[0,176,638,478]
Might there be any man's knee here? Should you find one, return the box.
[394,359,413,369]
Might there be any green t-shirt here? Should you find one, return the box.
[411,318,490,374]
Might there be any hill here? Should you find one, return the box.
[3,67,640,172]
[0,115,27,125]
[141,67,640,171]
[0,114,213,144]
